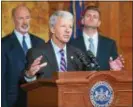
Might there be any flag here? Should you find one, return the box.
[70,1,84,40]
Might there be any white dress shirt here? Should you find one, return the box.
[14,30,36,82]
[51,39,67,71]
[83,31,98,57]
[25,39,67,82]
[14,29,32,49]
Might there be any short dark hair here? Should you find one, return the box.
[81,6,101,18]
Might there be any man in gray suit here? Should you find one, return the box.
[24,10,86,81]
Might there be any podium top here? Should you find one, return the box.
[21,71,132,91]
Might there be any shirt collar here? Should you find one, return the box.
[83,31,98,41]
[14,29,29,39]
[51,39,66,54]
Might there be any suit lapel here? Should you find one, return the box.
[30,34,37,48]
[45,41,58,72]
[10,32,26,62]
[67,45,76,71]
[78,36,86,52]
[96,35,103,61]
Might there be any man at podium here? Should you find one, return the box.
[23,10,90,82]
[23,10,124,83]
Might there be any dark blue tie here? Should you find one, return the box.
[59,49,67,72]
[22,36,28,54]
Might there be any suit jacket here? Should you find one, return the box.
[1,32,45,107]
[70,34,118,70]
[26,41,85,79]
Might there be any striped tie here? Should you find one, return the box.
[59,49,67,72]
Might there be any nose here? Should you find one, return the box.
[65,28,70,34]
[23,18,28,24]
[89,16,93,21]
[66,26,72,33]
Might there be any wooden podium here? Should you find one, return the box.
[21,71,132,107]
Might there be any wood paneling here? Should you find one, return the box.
[119,2,132,71]
[49,1,70,16]
[2,1,50,41]
[2,1,132,71]
[94,2,132,71]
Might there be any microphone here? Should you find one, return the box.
[86,50,100,70]
[70,55,82,70]
[74,49,91,70]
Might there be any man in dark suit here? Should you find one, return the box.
[24,10,86,82]
[1,5,45,107]
[70,6,123,71]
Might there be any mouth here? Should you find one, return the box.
[64,35,70,39]
[64,34,70,37]
[22,24,29,29]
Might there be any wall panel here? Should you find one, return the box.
[2,1,49,41]
[2,1,132,71]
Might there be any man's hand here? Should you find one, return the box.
[109,55,124,71]
[26,55,47,77]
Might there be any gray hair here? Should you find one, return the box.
[49,10,73,28]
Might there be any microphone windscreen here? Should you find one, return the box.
[74,49,91,68]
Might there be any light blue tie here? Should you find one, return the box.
[89,38,95,55]
[22,36,28,55]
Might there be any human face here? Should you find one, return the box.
[13,7,31,34]
[81,10,101,29]
[51,17,73,45]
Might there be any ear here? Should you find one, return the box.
[98,20,101,27]
[81,18,84,25]
[12,17,16,24]
[50,27,55,34]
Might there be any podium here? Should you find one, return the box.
[21,71,132,107]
